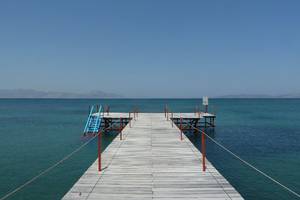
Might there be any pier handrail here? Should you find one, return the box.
[187,124,300,199]
[0,125,114,200]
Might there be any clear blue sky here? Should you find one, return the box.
[1,0,300,98]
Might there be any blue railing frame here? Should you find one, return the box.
[92,105,102,133]
[83,106,94,133]
[83,105,103,134]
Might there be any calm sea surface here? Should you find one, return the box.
[0,99,299,200]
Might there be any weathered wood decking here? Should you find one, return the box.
[63,113,243,200]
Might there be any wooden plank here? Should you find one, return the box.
[63,113,243,200]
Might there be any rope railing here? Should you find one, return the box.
[165,105,299,198]
[0,125,115,200]
[187,124,300,199]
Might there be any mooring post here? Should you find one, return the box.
[180,117,183,140]
[171,113,174,127]
[98,131,102,172]
[202,130,206,172]
[107,106,110,116]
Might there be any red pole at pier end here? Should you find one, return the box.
[98,131,102,172]
[180,117,183,140]
[202,130,206,172]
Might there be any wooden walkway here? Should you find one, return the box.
[63,113,243,200]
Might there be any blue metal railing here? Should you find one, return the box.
[83,106,94,133]
[83,105,103,134]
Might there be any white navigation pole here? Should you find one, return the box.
[203,96,208,113]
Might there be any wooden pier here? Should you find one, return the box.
[63,113,243,200]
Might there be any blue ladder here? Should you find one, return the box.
[83,105,103,134]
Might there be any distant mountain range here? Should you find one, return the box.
[0,89,300,98]
[217,94,300,98]
[0,89,122,98]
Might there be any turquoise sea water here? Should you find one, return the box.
[0,99,299,200]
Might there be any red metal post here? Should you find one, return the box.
[134,108,136,120]
[180,117,183,140]
[120,117,123,140]
[129,112,131,128]
[202,130,206,172]
[107,106,110,116]
[98,131,102,172]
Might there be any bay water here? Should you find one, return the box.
[0,99,299,199]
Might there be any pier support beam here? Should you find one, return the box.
[193,119,199,135]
